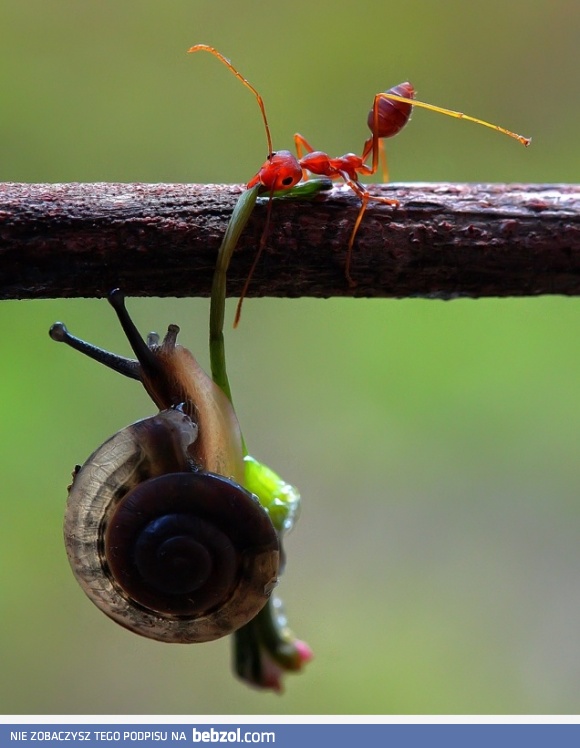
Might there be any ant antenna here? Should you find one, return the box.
[188,44,274,156]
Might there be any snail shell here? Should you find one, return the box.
[65,408,279,643]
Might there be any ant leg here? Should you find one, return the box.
[360,96,385,177]
[375,92,531,146]
[359,137,389,182]
[378,140,389,182]
[294,133,316,159]
[345,194,369,287]
[233,189,276,328]
[342,178,399,286]
[345,176,399,207]
[293,134,317,181]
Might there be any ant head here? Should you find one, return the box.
[247,150,303,192]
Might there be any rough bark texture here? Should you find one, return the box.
[0,181,579,300]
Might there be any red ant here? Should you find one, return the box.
[188,45,530,318]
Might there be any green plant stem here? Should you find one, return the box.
[208,184,260,410]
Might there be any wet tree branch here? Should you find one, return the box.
[0,181,579,300]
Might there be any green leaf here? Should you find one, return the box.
[244,455,300,533]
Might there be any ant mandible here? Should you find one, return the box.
[188,44,530,305]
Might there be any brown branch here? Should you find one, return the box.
[0,182,579,300]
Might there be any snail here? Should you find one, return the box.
[49,290,279,644]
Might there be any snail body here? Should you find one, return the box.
[51,291,279,643]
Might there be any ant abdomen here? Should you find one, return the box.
[367,82,415,139]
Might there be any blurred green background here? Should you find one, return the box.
[1,0,580,715]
